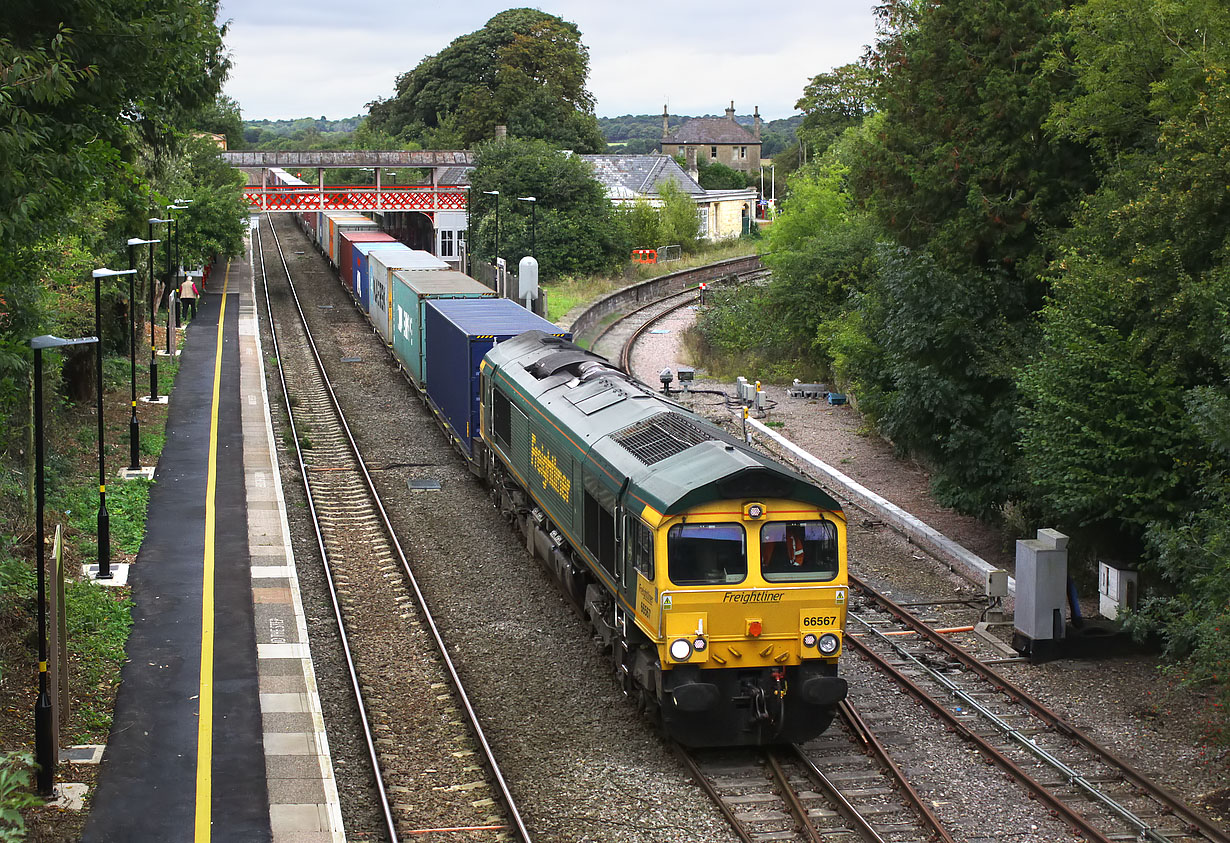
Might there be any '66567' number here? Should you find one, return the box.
[803,615,838,627]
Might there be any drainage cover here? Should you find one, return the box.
[341,356,362,363]
[407,477,442,491]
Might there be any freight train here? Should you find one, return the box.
[270,168,850,746]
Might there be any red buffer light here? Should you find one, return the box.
[747,620,762,638]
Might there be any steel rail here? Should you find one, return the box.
[261,214,534,842]
[836,700,958,843]
[765,750,844,843]
[672,746,755,843]
[255,219,399,842]
[850,575,1230,843]
[588,284,696,360]
[617,290,701,373]
[846,633,1116,843]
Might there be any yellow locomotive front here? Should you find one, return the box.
[635,497,849,747]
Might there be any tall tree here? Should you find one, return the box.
[468,137,625,277]
[852,0,1090,282]
[795,63,873,159]
[368,9,604,152]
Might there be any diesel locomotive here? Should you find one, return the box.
[477,331,849,747]
[275,182,850,746]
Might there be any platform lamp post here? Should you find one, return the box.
[166,204,188,337]
[31,334,98,795]
[517,196,536,257]
[483,189,499,266]
[148,218,172,400]
[125,238,158,468]
[92,268,137,580]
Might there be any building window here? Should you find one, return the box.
[710,145,718,160]
[697,206,709,237]
[739,146,747,159]
[440,229,454,257]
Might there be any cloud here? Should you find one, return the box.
[219,1,878,121]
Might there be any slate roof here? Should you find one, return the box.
[663,117,760,145]
[579,154,706,199]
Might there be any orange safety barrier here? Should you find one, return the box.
[631,248,657,264]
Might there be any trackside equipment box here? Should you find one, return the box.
[390,269,494,389]
[424,298,570,455]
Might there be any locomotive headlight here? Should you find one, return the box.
[669,638,693,661]
[802,633,818,648]
[817,633,841,655]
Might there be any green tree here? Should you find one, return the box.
[1017,0,1230,724]
[796,62,873,158]
[851,0,1091,281]
[656,180,699,252]
[368,9,604,152]
[468,137,624,277]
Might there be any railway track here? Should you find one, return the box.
[680,704,955,843]
[255,214,530,842]
[847,576,1229,843]
[592,266,769,369]
[608,281,1226,841]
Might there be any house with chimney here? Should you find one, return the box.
[581,154,758,241]
[660,102,762,174]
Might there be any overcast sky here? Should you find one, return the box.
[217,1,880,122]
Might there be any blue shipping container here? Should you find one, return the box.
[424,299,570,455]
[353,241,411,314]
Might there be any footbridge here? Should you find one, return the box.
[224,150,475,213]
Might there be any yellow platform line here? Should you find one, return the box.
[196,262,231,841]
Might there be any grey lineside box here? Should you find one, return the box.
[1013,528,1069,657]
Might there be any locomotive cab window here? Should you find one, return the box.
[668,523,746,586]
[492,387,512,447]
[759,520,839,582]
[628,517,654,579]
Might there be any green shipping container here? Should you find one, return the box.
[390,268,495,388]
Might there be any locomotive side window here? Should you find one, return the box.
[667,523,746,586]
[759,519,839,582]
[629,518,654,579]
[584,491,616,573]
[492,387,512,446]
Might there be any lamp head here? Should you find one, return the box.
[149,217,173,224]
[127,238,160,247]
[31,334,99,350]
[483,189,499,196]
[517,196,536,203]
[92,268,138,279]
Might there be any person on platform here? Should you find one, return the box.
[179,277,199,322]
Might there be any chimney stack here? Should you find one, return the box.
[753,105,761,140]
[726,100,736,122]
[662,104,669,139]
[685,146,699,181]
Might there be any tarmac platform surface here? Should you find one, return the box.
[82,229,343,842]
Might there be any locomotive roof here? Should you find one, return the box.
[486,331,841,517]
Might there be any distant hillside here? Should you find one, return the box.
[598,113,801,156]
[242,115,364,149]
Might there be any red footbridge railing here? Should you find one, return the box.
[244,185,469,213]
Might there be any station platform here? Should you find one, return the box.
[81,231,343,842]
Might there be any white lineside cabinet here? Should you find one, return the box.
[1098,562,1138,621]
